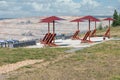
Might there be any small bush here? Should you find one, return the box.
[105,25,108,29]
[98,23,103,30]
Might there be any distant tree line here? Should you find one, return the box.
[112,10,120,27]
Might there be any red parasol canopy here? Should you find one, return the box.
[41,16,64,23]
[103,18,114,21]
[40,16,65,43]
[103,17,114,28]
[91,18,100,22]
[71,18,84,22]
[71,18,84,30]
[80,15,99,40]
[91,18,100,30]
[40,16,64,33]
[103,18,114,38]
[81,15,98,20]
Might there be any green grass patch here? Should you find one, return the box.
[69,40,120,80]
[5,40,120,80]
[111,76,120,80]
[80,26,120,38]
[74,40,120,60]
[0,48,69,66]
[96,26,120,37]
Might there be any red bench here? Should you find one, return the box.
[71,30,80,40]
[47,34,57,46]
[103,28,110,40]
[81,31,92,43]
[40,33,51,44]
[90,29,96,37]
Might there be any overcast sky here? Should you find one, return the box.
[0,0,120,18]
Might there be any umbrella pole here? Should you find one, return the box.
[48,23,50,33]
[95,21,96,36]
[53,21,55,43]
[77,22,79,31]
[95,21,96,30]
[89,19,90,41]
[109,20,110,38]
[53,21,55,34]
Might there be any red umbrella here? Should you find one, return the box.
[71,18,84,31]
[41,16,64,33]
[91,18,100,30]
[91,18,100,37]
[103,18,114,28]
[40,16,65,43]
[103,18,114,38]
[40,20,50,33]
[80,15,99,40]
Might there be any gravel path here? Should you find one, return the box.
[65,41,104,53]
[111,38,120,40]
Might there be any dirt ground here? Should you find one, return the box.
[3,52,120,80]
[1,40,120,80]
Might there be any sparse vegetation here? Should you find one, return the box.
[98,23,103,30]
[0,48,69,66]
[6,40,120,80]
[0,26,120,80]
[96,26,120,37]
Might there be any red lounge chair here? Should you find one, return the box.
[42,33,53,44]
[40,33,51,44]
[46,34,57,46]
[90,29,96,37]
[71,30,80,40]
[81,31,92,43]
[103,28,110,40]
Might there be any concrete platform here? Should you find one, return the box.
[26,37,110,48]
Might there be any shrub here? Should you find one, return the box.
[98,23,103,30]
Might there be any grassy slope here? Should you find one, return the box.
[0,48,69,66]
[7,41,120,80]
[80,26,120,38]
[6,27,120,80]
[73,40,120,80]
[96,26,120,37]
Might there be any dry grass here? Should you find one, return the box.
[0,48,69,66]
[5,40,120,80]
[1,26,120,80]
[96,26,120,38]
[79,26,120,38]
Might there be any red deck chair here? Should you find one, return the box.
[46,33,57,46]
[40,33,52,44]
[103,28,110,40]
[81,31,92,43]
[90,29,96,37]
[71,30,80,40]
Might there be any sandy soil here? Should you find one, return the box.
[0,59,44,74]
[0,16,109,40]
[0,52,76,80]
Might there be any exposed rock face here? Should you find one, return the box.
[0,16,107,40]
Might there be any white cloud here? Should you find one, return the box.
[26,0,81,15]
[31,2,51,12]
[107,6,115,10]
[0,0,119,18]
[81,0,100,8]
[53,0,81,14]
[0,1,8,7]
[31,2,43,11]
